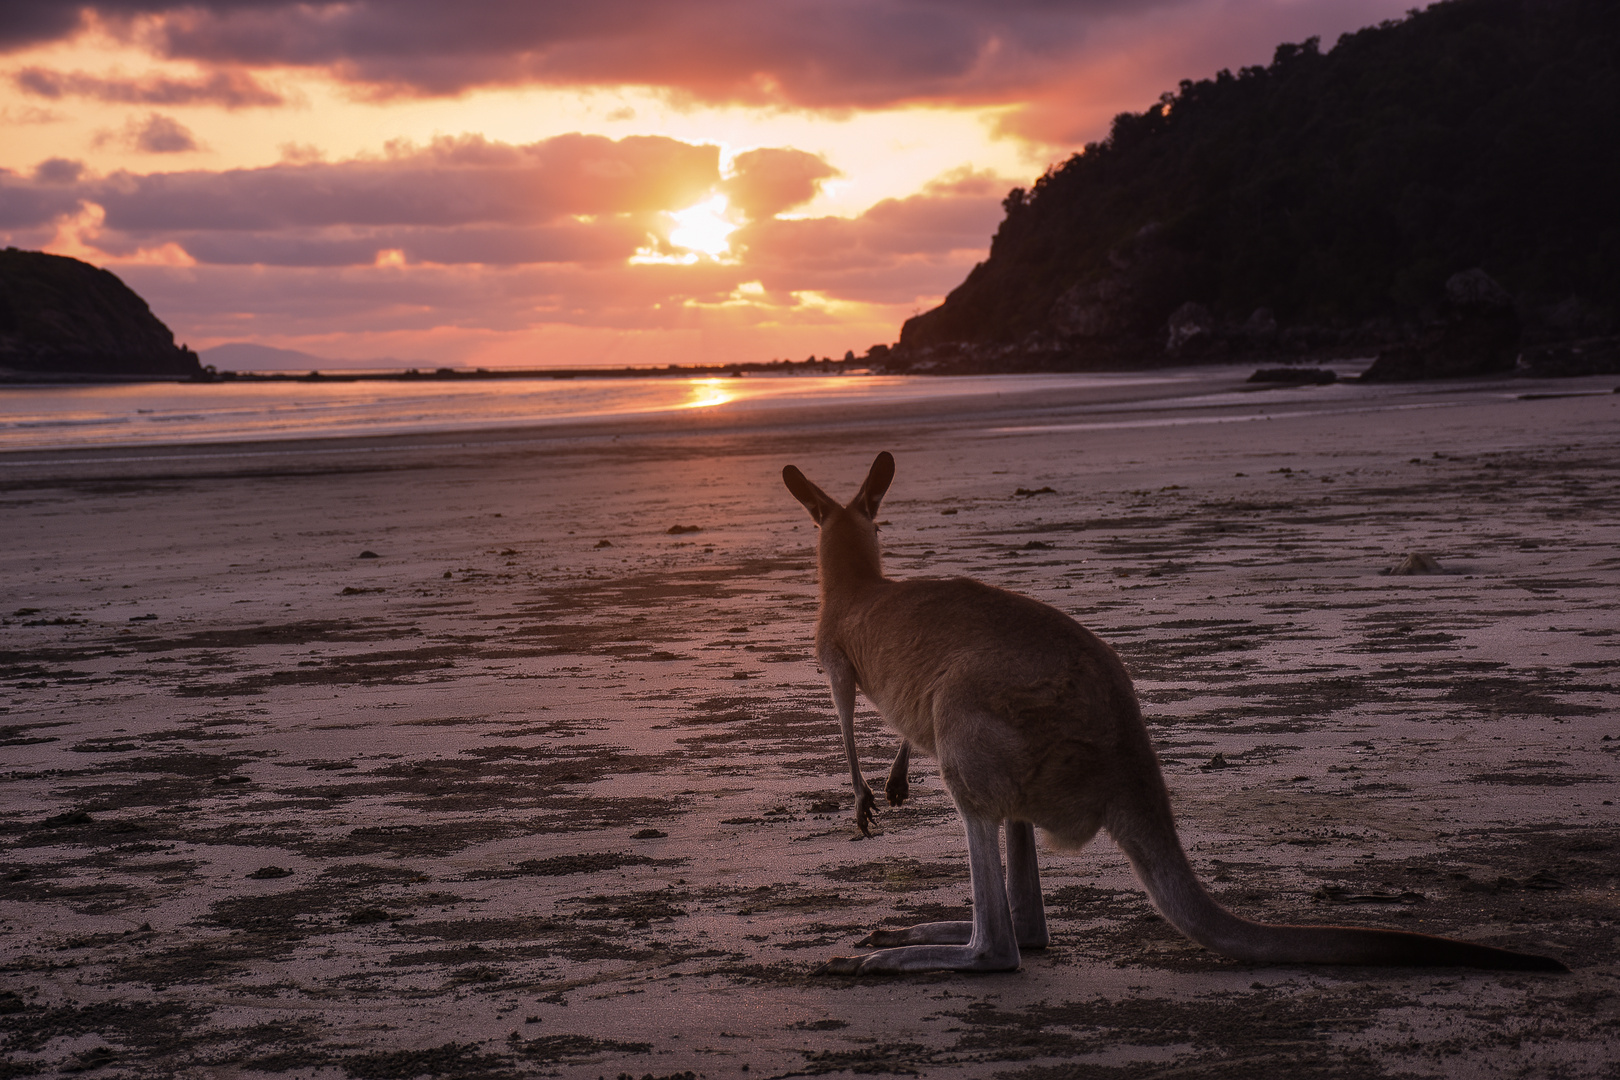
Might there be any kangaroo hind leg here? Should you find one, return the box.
[1005,819,1049,948]
[826,812,1021,973]
[858,820,1048,950]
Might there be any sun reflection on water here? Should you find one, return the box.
[682,378,735,409]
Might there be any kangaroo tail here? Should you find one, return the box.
[1104,796,1568,973]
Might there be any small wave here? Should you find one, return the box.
[9,416,132,429]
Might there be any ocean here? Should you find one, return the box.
[0,371,1189,453]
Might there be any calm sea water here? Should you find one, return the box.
[0,372,1187,452]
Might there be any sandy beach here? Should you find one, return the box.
[2,365,1617,1078]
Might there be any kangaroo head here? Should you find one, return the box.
[783,452,894,581]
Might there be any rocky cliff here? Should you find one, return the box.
[0,249,202,378]
[882,0,1619,376]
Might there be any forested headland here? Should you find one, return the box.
[881,0,1618,376]
[0,249,203,378]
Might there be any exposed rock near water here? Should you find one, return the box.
[1359,269,1521,381]
[0,248,202,378]
[1517,336,1620,378]
[1249,367,1336,385]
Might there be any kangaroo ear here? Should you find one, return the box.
[853,451,894,519]
[783,465,837,525]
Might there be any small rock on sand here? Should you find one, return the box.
[1389,553,1444,575]
[1248,367,1336,385]
[40,810,93,828]
[667,524,701,534]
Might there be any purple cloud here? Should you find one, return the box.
[0,131,727,274]
[4,0,1169,106]
[130,113,200,153]
[0,1,87,49]
[83,133,718,233]
[32,157,85,184]
[15,66,285,108]
[0,167,85,227]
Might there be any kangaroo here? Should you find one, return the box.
[783,451,1566,975]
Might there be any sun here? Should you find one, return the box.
[669,195,737,259]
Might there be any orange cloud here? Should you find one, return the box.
[721,147,839,221]
[730,169,1004,299]
[40,158,1006,367]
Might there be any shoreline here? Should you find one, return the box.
[2,365,1615,475]
[0,366,1247,461]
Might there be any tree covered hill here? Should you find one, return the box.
[889,0,1618,372]
[0,249,203,378]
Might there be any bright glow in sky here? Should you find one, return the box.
[669,197,737,260]
[0,0,1415,369]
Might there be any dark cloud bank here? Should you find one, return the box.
[3,0,1146,106]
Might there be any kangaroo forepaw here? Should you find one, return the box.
[884,773,909,806]
[854,787,877,837]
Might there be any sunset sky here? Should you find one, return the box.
[2,0,1413,369]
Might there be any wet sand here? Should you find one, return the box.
[2,365,1618,1078]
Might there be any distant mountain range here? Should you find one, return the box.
[200,342,330,371]
[881,0,1619,374]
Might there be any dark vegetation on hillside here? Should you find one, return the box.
[0,249,202,378]
[885,0,1619,375]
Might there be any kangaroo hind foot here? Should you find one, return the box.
[858,819,1049,952]
[824,817,1041,974]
